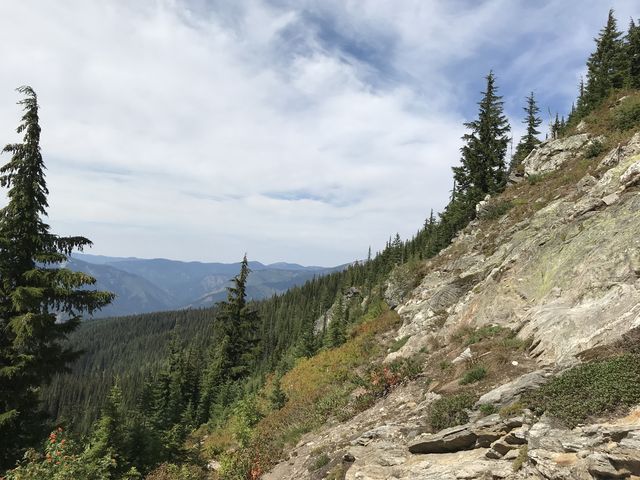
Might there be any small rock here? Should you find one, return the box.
[409,425,477,454]
[452,347,473,364]
[620,160,640,188]
[602,192,620,206]
[491,439,517,456]
[343,453,356,463]
[576,174,597,192]
[485,448,502,459]
[503,449,520,460]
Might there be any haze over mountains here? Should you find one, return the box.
[68,253,344,318]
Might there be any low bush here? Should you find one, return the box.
[308,453,330,472]
[585,139,605,159]
[482,200,514,220]
[524,354,640,427]
[614,96,640,131]
[428,393,475,431]
[390,335,410,353]
[478,403,497,416]
[464,325,504,346]
[499,401,524,418]
[459,365,487,385]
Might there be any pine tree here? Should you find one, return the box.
[453,71,511,207]
[628,19,640,89]
[325,294,346,348]
[212,255,261,382]
[510,92,542,171]
[0,86,114,469]
[584,10,626,110]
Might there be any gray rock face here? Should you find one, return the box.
[409,425,477,454]
[263,130,640,480]
[522,133,590,176]
[475,370,551,407]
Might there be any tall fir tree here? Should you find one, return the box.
[510,92,542,171]
[584,9,626,111]
[453,71,511,207]
[0,86,113,469]
[225,255,261,380]
[628,18,640,89]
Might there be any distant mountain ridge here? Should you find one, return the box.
[69,253,344,318]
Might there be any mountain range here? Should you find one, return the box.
[68,253,343,318]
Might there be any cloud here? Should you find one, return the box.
[0,0,637,265]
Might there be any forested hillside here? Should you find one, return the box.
[2,7,640,480]
[66,254,345,318]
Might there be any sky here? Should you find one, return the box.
[0,0,637,266]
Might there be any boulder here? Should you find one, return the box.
[475,370,551,407]
[602,192,620,206]
[620,159,640,188]
[523,133,590,176]
[408,425,477,454]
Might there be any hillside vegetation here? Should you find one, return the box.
[2,8,640,480]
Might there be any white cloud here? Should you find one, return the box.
[0,0,637,265]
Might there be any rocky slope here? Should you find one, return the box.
[262,128,640,479]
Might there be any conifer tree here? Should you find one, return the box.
[584,10,626,110]
[0,86,113,469]
[226,255,261,379]
[453,71,511,207]
[510,92,542,171]
[628,19,640,89]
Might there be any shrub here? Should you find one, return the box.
[390,336,410,353]
[308,453,330,472]
[478,403,497,416]
[464,325,504,345]
[360,356,423,398]
[585,139,605,158]
[512,445,528,472]
[614,96,640,131]
[499,401,524,418]
[482,200,513,220]
[146,463,207,480]
[524,354,640,427]
[526,173,546,185]
[428,393,475,431]
[5,427,115,480]
[459,365,487,385]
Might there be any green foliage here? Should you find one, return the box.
[499,401,525,418]
[428,394,475,431]
[583,10,627,112]
[0,86,114,470]
[482,200,513,220]
[145,463,207,480]
[526,173,545,185]
[308,452,330,471]
[525,354,640,427]
[453,71,511,205]
[460,325,505,346]
[459,365,487,385]
[512,445,528,472]
[5,427,114,480]
[613,96,640,131]
[511,92,542,170]
[478,404,497,416]
[358,357,423,400]
[269,375,288,410]
[390,336,410,353]
[585,139,605,158]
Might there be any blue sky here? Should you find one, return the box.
[0,0,637,265]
